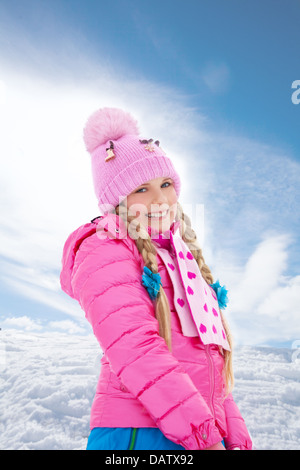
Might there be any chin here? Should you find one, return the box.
[148,218,172,233]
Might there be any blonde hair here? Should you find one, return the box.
[116,202,234,393]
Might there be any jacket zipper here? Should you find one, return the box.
[128,428,137,450]
[205,345,215,418]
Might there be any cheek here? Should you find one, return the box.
[122,195,149,218]
[168,188,178,209]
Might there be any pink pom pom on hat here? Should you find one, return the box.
[83,107,181,214]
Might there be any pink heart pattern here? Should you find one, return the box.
[212,308,218,317]
[152,227,230,351]
[187,271,196,279]
[211,290,217,300]
[187,286,194,295]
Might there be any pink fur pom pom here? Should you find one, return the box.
[83,107,139,153]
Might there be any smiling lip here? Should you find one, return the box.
[147,209,169,219]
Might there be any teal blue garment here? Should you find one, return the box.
[210,280,229,310]
[142,266,162,300]
[86,427,185,450]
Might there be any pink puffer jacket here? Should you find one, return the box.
[60,216,252,450]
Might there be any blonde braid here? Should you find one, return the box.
[176,203,214,285]
[116,203,234,391]
[177,202,234,393]
[116,205,172,351]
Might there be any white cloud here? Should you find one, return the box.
[0,62,197,323]
[0,315,87,335]
[230,234,290,312]
[0,10,299,347]
[1,316,42,332]
[0,258,83,319]
[201,61,231,94]
[0,63,299,347]
[222,234,300,346]
[257,275,300,319]
[48,320,87,335]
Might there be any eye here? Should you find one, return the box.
[135,181,172,193]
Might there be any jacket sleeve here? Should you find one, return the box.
[71,233,224,450]
[223,393,253,450]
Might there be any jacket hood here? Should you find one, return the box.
[60,221,97,299]
[60,213,131,298]
[60,214,180,299]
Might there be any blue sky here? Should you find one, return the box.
[0,0,299,347]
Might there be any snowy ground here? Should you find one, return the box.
[0,329,299,450]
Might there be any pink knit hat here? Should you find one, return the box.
[83,107,181,213]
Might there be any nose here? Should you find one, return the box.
[151,186,168,205]
[148,189,170,216]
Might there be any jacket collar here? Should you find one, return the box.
[148,220,181,250]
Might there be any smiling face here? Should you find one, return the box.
[120,176,178,234]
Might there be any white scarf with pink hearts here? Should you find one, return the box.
[152,223,230,351]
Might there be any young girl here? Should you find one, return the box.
[60,107,252,451]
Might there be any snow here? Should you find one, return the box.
[0,329,299,450]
